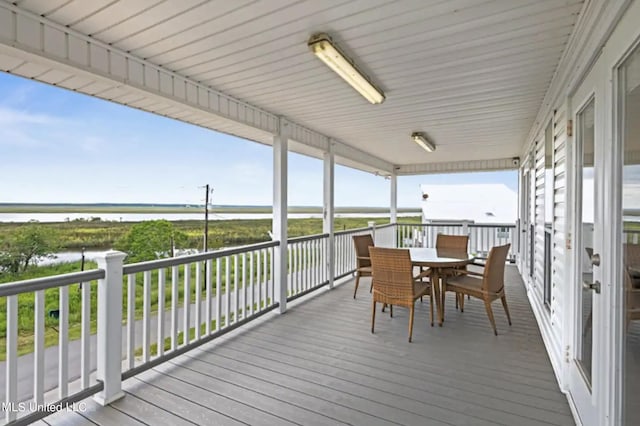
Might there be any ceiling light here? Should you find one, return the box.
[411,132,436,152]
[308,33,385,104]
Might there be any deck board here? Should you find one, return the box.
[50,266,575,425]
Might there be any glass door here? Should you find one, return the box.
[568,57,604,425]
[619,43,640,426]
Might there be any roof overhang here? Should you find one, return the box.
[0,1,591,176]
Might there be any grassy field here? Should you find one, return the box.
[0,216,421,250]
[0,215,421,359]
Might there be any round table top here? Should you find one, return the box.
[408,247,475,268]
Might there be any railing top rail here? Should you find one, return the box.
[334,226,373,236]
[123,240,280,274]
[375,223,395,230]
[468,223,516,228]
[396,222,464,227]
[288,233,329,244]
[396,222,516,228]
[0,269,105,297]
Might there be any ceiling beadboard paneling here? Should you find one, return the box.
[4,0,585,170]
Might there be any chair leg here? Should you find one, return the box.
[354,273,361,299]
[441,288,446,325]
[371,301,376,334]
[390,304,393,318]
[429,292,434,327]
[408,305,415,343]
[484,299,498,336]
[460,293,465,312]
[501,295,512,326]
[369,279,373,293]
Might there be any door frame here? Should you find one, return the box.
[606,16,640,426]
[567,61,605,425]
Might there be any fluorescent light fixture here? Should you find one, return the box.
[308,33,385,104]
[411,132,436,152]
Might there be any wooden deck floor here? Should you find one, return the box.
[42,266,575,426]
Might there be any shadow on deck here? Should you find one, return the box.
[42,266,575,426]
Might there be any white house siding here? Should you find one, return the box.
[551,104,568,364]
[534,135,546,302]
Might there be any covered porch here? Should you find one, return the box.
[39,269,573,426]
[2,0,640,425]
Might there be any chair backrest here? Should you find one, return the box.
[436,234,469,251]
[482,244,511,293]
[353,234,374,268]
[368,247,414,299]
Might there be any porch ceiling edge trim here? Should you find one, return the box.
[0,2,394,175]
[396,157,518,176]
[521,0,630,156]
[282,120,394,173]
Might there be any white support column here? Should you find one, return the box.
[390,173,398,247]
[273,119,288,314]
[323,142,335,289]
[94,251,126,406]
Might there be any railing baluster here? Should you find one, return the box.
[225,256,231,326]
[58,285,69,399]
[287,243,296,294]
[142,270,151,362]
[206,259,212,335]
[270,247,275,303]
[216,258,222,331]
[295,243,299,295]
[195,261,202,340]
[157,268,166,357]
[308,240,313,289]
[81,280,91,388]
[249,251,255,316]
[242,253,247,319]
[263,248,269,306]
[171,266,179,351]
[183,265,191,345]
[257,250,262,311]
[34,289,45,404]
[233,254,239,325]
[127,274,136,368]
[6,295,18,423]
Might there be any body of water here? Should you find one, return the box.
[0,212,416,223]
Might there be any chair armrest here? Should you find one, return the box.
[414,269,431,280]
[455,269,483,277]
[357,256,370,261]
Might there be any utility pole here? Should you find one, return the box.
[203,184,213,252]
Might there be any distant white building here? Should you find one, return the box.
[420,183,517,224]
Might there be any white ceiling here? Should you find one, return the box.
[4,0,584,170]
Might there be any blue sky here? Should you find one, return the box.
[0,73,516,207]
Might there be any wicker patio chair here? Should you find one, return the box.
[624,244,640,328]
[442,244,512,335]
[369,247,433,342]
[352,234,374,298]
[435,234,470,308]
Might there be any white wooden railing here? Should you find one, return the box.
[333,226,374,279]
[119,241,278,380]
[396,222,517,261]
[1,268,106,425]
[287,233,329,299]
[1,220,519,425]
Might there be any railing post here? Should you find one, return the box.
[368,221,376,243]
[323,141,335,289]
[94,250,126,406]
[461,220,471,240]
[273,118,288,313]
[390,173,398,248]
